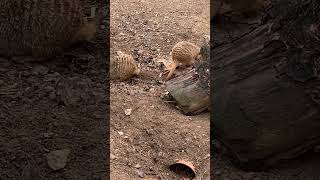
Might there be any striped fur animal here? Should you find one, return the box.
[110,51,140,81]
[0,0,96,61]
[165,41,201,81]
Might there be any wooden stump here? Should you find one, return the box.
[166,69,209,115]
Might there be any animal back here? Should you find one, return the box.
[110,53,140,81]
[171,41,200,65]
[0,0,85,58]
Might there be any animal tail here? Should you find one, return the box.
[165,62,178,81]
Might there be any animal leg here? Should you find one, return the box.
[165,62,178,81]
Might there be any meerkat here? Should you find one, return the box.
[0,0,96,62]
[110,51,141,81]
[165,41,201,81]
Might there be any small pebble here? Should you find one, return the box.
[43,133,53,138]
[124,109,132,116]
[136,170,145,178]
[110,153,117,160]
[32,65,49,75]
[214,170,221,175]
[46,149,70,171]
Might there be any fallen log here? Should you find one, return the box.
[166,69,209,115]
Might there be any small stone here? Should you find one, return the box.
[127,161,132,167]
[137,50,144,55]
[110,153,117,160]
[118,131,124,136]
[43,133,53,138]
[124,109,132,116]
[32,65,49,75]
[146,129,154,135]
[46,149,70,171]
[214,170,221,175]
[148,88,155,93]
[136,170,145,178]
[134,164,141,169]
[204,154,210,159]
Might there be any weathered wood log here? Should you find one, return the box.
[212,21,320,171]
[166,69,210,115]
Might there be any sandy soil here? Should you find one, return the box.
[0,1,108,179]
[110,0,210,179]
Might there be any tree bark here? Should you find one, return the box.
[166,68,210,115]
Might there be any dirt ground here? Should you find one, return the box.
[110,0,210,179]
[0,1,108,179]
[211,4,320,180]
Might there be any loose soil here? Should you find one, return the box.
[110,0,210,179]
[0,1,108,179]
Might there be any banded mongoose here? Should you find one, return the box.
[165,41,201,81]
[0,0,96,61]
[110,51,141,81]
